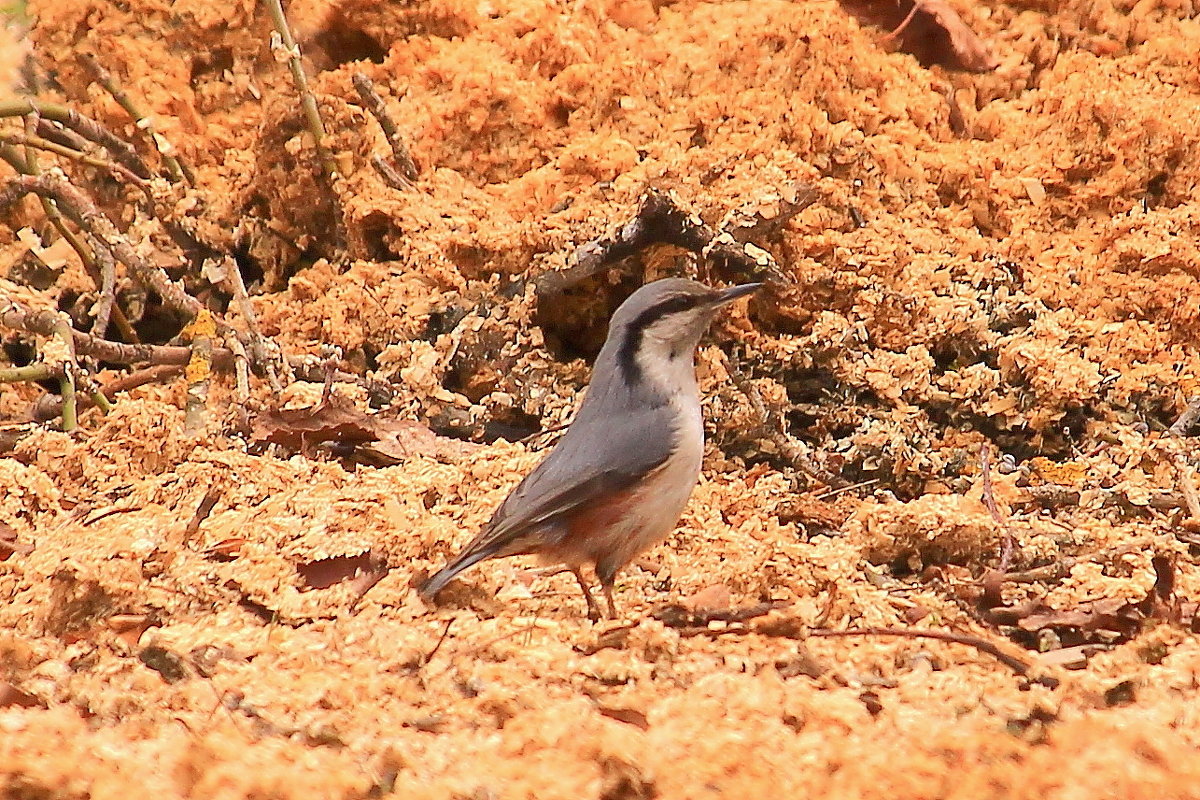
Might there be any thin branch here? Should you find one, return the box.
[48,313,80,431]
[32,119,92,154]
[264,0,337,180]
[652,600,786,629]
[0,130,148,186]
[809,627,1057,686]
[369,154,411,191]
[0,173,205,322]
[980,443,1015,572]
[1168,396,1200,437]
[32,364,184,421]
[531,187,814,298]
[352,72,418,184]
[0,142,140,342]
[0,99,152,179]
[0,363,56,382]
[87,231,119,338]
[79,52,192,183]
[726,351,820,481]
[183,310,215,435]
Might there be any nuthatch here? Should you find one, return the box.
[420,278,761,620]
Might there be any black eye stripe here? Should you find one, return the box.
[652,294,699,316]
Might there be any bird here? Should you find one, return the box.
[419,277,762,620]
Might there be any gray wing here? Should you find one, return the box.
[483,400,673,544]
[419,378,674,597]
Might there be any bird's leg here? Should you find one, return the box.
[597,567,619,620]
[570,565,603,622]
[602,582,618,620]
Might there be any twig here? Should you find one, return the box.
[418,618,456,669]
[1168,396,1200,437]
[0,141,139,342]
[183,310,215,435]
[881,0,922,40]
[352,72,418,184]
[809,626,1057,686]
[1166,399,1200,522]
[224,332,253,433]
[0,362,56,382]
[264,0,337,180]
[0,99,152,179]
[32,119,92,154]
[533,188,808,298]
[0,130,147,186]
[87,231,119,338]
[816,477,879,500]
[369,154,411,191]
[0,173,206,322]
[79,52,192,183]
[725,352,820,480]
[48,313,80,431]
[181,487,222,546]
[652,600,786,629]
[32,364,184,420]
[214,256,281,391]
[980,443,1016,572]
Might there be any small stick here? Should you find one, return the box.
[49,313,80,431]
[33,119,92,154]
[224,332,253,433]
[79,52,192,183]
[86,231,119,338]
[369,154,411,191]
[816,477,879,500]
[1166,397,1200,522]
[980,443,1016,572]
[808,626,1056,686]
[881,0,922,41]
[418,618,456,669]
[183,310,215,435]
[264,0,337,180]
[0,362,57,382]
[726,352,820,481]
[32,364,184,420]
[0,130,147,186]
[0,145,139,342]
[352,72,418,183]
[653,600,786,629]
[0,173,206,323]
[182,487,223,546]
[1168,396,1200,437]
[0,99,152,179]
[217,255,279,390]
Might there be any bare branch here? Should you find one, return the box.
[352,72,418,184]
[263,0,337,180]
[0,99,152,179]
[79,52,193,183]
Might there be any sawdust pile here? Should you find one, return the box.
[3,0,1200,797]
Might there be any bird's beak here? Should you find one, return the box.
[711,282,763,306]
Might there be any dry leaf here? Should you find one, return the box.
[839,0,999,72]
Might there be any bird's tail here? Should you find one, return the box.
[419,545,495,599]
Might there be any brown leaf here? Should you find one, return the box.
[596,705,650,730]
[251,394,477,463]
[839,0,999,72]
[297,552,386,591]
[203,537,246,561]
[0,682,43,709]
[1016,597,1145,638]
[0,522,33,561]
[251,393,379,452]
[354,418,480,466]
